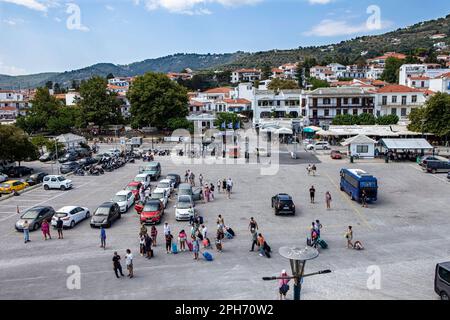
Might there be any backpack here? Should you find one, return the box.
[198,216,204,225]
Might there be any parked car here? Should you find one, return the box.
[107,148,121,157]
[0,180,28,194]
[72,147,91,158]
[112,190,135,213]
[26,172,48,186]
[306,141,330,151]
[43,175,73,191]
[60,161,81,174]
[51,206,90,229]
[39,152,56,162]
[178,183,202,201]
[139,162,161,180]
[156,179,173,195]
[58,152,78,163]
[423,160,450,174]
[331,150,343,159]
[90,202,121,228]
[419,155,448,167]
[134,173,152,189]
[136,200,165,225]
[0,173,8,183]
[78,157,98,167]
[150,189,169,208]
[435,262,450,300]
[447,171,450,181]
[15,206,55,231]
[166,173,181,188]
[271,193,296,215]
[6,166,33,178]
[174,195,195,221]
[126,181,142,200]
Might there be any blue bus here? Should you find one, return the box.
[340,169,378,203]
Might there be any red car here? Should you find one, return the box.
[331,150,343,160]
[126,181,142,201]
[135,200,164,225]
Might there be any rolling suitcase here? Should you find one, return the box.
[187,241,193,252]
[225,232,233,239]
[172,242,178,254]
[203,251,213,261]
[317,239,328,249]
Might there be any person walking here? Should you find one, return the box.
[100,226,106,249]
[113,252,125,278]
[315,220,323,238]
[178,230,187,252]
[361,190,368,208]
[311,164,317,176]
[222,178,227,194]
[217,179,222,193]
[215,237,223,253]
[56,217,64,239]
[151,225,158,246]
[201,225,208,240]
[306,164,312,176]
[204,185,210,203]
[249,217,258,234]
[139,223,148,237]
[125,249,134,278]
[209,183,215,201]
[144,187,151,202]
[139,235,145,256]
[250,229,258,252]
[309,186,316,204]
[217,215,225,228]
[139,186,145,203]
[184,170,189,183]
[192,237,200,260]
[41,219,51,240]
[165,232,173,254]
[199,174,203,187]
[325,191,332,209]
[190,172,196,187]
[23,220,30,244]
[257,233,266,257]
[163,222,171,236]
[278,270,290,300]
[144,234,153,259]
[346,226,354,249]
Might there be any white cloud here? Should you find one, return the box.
[2,18,25,25]
[304,19,392,37]
[308,0,333,4]
[0,61,26,75]
[0,0,48,11]
[139,0,262,15]
[105,5,115,11]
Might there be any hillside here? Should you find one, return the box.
[0,14,449,89]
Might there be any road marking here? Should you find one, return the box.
[324,173,373,230]
[409,164,449,183]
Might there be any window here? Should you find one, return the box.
[343,98,349,104]
[356,145,369,154]
[392,96,397,103]
[323,98,331,105]
[352,98,359,105]
[324,109,330,116]
[336,109,342,115]
[401,108,407,117]
[312,110,318,117]
[439,267,450,284]
[353,109,358,115]
[391,108,397,115]
[412,95,417,103]
[402,96,407,105]
[421,81,425,88]
[382,96,387,105]
[343,109,348,115]
[412,81,416,86]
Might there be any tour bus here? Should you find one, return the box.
[340,169,378,203]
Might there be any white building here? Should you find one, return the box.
[231,69,262,84]
[428,72,450,94]
[406,76,430,89]
[375,84,427,120]
[253,89,303,124]
[399,64,450,86]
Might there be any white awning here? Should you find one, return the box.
[276,128,293,135]
[380,139,433,150]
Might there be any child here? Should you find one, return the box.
[178,230,187,252]
[215,238,223,253]
[150,225,158,247]
[139,235,145,256]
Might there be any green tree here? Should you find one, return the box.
[77,76,123,128]
[380,57,404,84]
[408,92,450,138]
[332,114,357,125]
[0,125,38,164]
[357,113,376,125]
[214,112,242,131]
[167,118,194,132]
[45,81,53,90]
[261,63,272,80]
[376,114,399,125]
[106,73,115,80]
[267,78,299,90]
[309,77,330,90]
[128,72,189,129]
[15,87,62,134]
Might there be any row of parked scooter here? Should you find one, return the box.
[74,153,135,176]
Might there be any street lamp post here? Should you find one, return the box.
[263,246,331,300]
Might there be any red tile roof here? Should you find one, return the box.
[0,106,17,111]
[234,68,261,73]
[223,99,251,105]
[204,87,233,94]
[376,84,422,93]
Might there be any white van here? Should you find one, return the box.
[43,175,73,191]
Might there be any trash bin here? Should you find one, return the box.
[350,156,354,163]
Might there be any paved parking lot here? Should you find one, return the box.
[0,149,449,300]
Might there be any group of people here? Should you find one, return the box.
[248,217,271,258]
[112,250,134,279]
[306,164,318,176]
[21,217,65,244]
[308,186,333,209]
[184,170,234,201]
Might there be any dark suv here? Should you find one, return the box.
[90,202,121,228]
[7,166,34,178]
[435,262,450,300]
[271,194,296,215]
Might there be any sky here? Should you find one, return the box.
[0,0,449,75]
